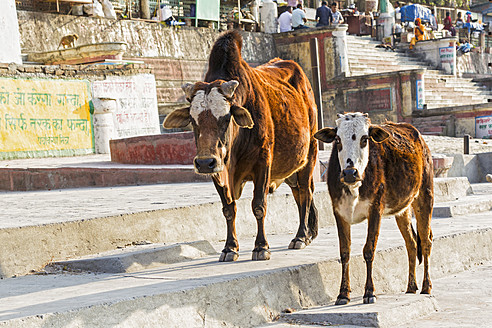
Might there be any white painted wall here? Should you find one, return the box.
[0,0,22,64]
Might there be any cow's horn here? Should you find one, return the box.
[221,80,239,98]
[181,82,195,99]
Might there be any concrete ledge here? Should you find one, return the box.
[47,240,218,273]
[280,294,438,328]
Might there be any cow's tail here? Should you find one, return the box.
[412,225,423,264]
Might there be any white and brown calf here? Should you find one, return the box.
[314,112,433,304]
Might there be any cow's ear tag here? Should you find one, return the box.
[369,126,390,143]
[163,107,191,129]
[231,105,254,129]
[314,127,338,143]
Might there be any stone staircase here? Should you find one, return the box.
[345,35,492,111]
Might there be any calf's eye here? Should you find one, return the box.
[335,136,343,151]
[360,136,368,148]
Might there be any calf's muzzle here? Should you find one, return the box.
[341,168,359,184]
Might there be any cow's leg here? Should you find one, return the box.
[413,187,433,295]
[335,212,351,305]
[395,208,418,293]
[287,143,318,249]
[213,179,239,262]
[363,186,384,304]
[252,165,271,261]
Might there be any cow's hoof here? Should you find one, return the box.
[288,237,310,249]
[335,297,350,305]
[252,248,271,261]
[363,296,377,304]
[219,251,238,262]
[406,282,418,294]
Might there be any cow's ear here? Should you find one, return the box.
[163,107,191,128]
[231,105,254,129]
[221,80,239,98]
[369,126,390,143]
[181,82,195,100]
[314,127,337,143]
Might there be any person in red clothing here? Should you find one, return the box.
[443,12,456,36]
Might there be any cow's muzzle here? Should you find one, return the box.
[194,157,220,174]
[341,168,360,184]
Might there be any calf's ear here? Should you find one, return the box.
[314,127,337,143]
[231,105,254,129]
[163,107,191,128]
[181,82,195,100]
[369,126,390,143]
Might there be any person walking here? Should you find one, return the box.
[330,2,344,25]
[292,4,308,30]
[278,6,293,32]
[315,1,332,27]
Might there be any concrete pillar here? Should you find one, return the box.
[377,13,395,40]
[260,0,277,33]
[0,0,22,64]
[92,98,117,154]
[332,25,349,77]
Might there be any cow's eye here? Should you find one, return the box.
[335,136,342,151]
[360,135,368,148]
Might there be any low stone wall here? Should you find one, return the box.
[414,37,458,75]
[110,132,196,165]
[412,103,492,137]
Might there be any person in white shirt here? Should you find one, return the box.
[292,4,308,30]
[278,6,293,32]
[330,2,344,25]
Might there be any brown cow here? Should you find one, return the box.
[314,112,433,304]
[163,30,319,261]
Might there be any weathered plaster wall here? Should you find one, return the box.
[16,11,277,114]
[457,51,492,76]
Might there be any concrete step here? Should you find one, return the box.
[0,210,491,328]
[46,240,218,274]
[266,263,492,328]
[276,294,438,328]
[0,177,480,279]
[433,194,492,217]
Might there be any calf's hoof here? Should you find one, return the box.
[406,281,418,294]
[335,296,350,305]
[252,248,271,261]
[363,296,377,304]
[288,237,311,249]
[421,280,432,294]
[219,250,239,262]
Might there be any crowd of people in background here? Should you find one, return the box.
[278,1,343,33]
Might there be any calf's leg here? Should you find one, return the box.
[334,213,351,305]
[395,208,418,293]
[363,186,384,304]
